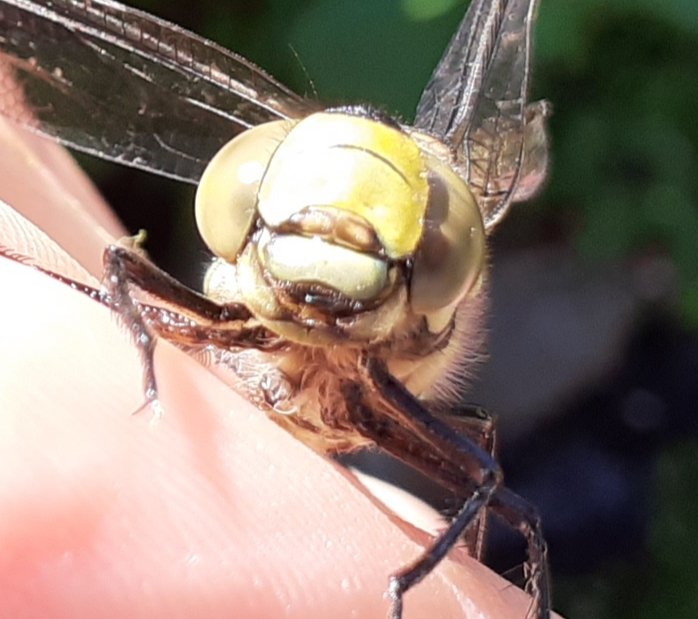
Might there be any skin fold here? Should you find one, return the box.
[0,117,555,619]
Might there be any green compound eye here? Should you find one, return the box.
[195,120,293,263]
[409,146,486,315]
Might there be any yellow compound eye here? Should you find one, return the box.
[410,149,486,314]
[195,120,293,262]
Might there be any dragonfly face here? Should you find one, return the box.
[196,111,486,349]
[0,1,552,617]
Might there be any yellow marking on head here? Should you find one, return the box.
[258,112,429,259]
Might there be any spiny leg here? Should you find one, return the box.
[438,401,547,616]
[347,357,501,619]
[102,244,279,410]
[351,356,549,619]
[103,243,253,323]
[103,245,159,407]
[489,488,550,619]
[437,403,497,561]
[439,406,551,617]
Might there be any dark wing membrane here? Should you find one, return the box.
[0,0,315,183]
[414,0,549,229]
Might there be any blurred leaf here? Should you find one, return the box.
[401,0,463,21]
[285,0,466,118]
[635,0,698,34]
[640,442,698,619]
[534,4,698,328]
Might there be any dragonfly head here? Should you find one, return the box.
[195,112,486,346]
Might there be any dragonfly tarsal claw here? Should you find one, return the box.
[130,392,163,423]
[116,229,149,256]
[387,576,405,619]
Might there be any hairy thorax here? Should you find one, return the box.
[208,280,487,455]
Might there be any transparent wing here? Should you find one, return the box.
[0,0,316,183]
[414,0,549,229]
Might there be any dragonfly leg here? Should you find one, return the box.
[435,403,498,561]
[101,244,277,411]
[488,487,550,619]
[438,407,552,618]
[102,244,160,408]
[441,407,550,618]
[347,356,549,618]
[345,357,500,619]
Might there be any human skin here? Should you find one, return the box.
[0,118,553,619]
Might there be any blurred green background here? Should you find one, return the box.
[120,0,698,328]
[79,1,698,617]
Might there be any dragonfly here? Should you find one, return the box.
[0,0,551,617]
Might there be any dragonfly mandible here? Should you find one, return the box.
[0,1,551,617]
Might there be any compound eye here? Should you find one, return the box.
[410,152,486,314]
[195,120,293,262]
